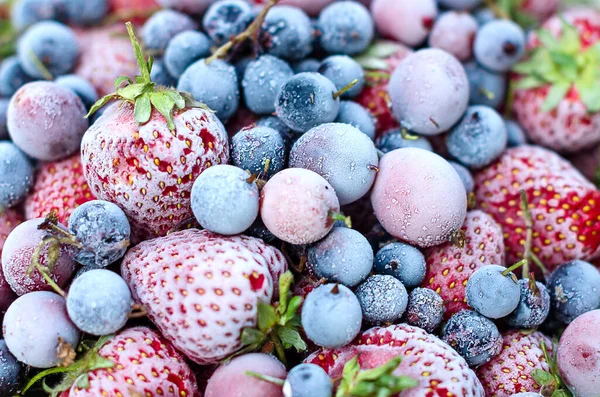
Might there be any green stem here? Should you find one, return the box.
[270,333,287,367]
[333,79,359,100]
[20,365,72,395]
[329,212,352,228]
[28,50,53,80]
[244,371,285,386]
[401,128,420,141]
[530,253,549,278]
[502,259,528,276]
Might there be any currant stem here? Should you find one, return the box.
[244,371,285,386]
[502,259,528,277]
[28,50,53,80]
[127,303,148,319]
[401,128,419,141]
[333,79,359,100]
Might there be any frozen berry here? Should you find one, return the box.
[428,11,478,61]
[355,274,408,324]
[505,278,551,329]
[376,128,433,153]
[374,241,426,288]
[318,1,374,55]
[0,142,34,210]
[466,264,521,319]
[474,19,526,73]
[164,30,212,79]
[232,125,286,180]
[283,364,332,397]
[141,9,198,51]
[334,101,376,140]
[243,55,294,115]
[261,5,314,61]
[203,0,253,45]
[405,287,444,333]
[318,55,365,99]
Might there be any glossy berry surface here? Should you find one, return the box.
[466,264,521,319]
[405,287,444,333]
[355,274,408,324]
[318,1,374,55]
[373,241,426,288]
[243,55,294,115]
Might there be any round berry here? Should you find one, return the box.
[373,241,426,288]
[335,101,375,140]
[203,0,253,46]
[505,279,550,329]
[283,364,332,397]
[405,288,444,333]
[164,30,212,78]
[437,0,482,10]
[428,11,478,61]
[371,0,437,47]
[505,119,527,147]
[141,9,198,51]
[261,6,314,61]
[293,58,321,74]
[0,56,33,98]
[149,58,177,87]
[318,55,365,99]
[474,19,526,73]
[466,264,521,319]
[231,125,286,180]
[242,55,294,115]
[449,161,475,193]
[355,274,408,324]
[376,129,433,153]
[0,339,21,395]
[464,61,507,109]
[55,74,99,110]
[0,142,34,210]
[256,116,296,147]
[318,1,374,55]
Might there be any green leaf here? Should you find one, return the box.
[552,390,570,397]
[532,369,554,386]
[283,296,302,324]
[275,326,306,352]
[87,355,115,371]
[515,76,546,90]
[276,271,294,316]
[149,92,176,130]
[343,355,361,380]
[75,374,90,389]
[390,375,419,390]
[558,19,581,54]
[163,90,186,109]
[354,56,390,71]
[114,76,133,90]
[134,94,152,124]
[362,40,401,59]
[117,82,149,101]
[356,356,402,382]
[241,327,266,346]
[537,29,559,51]
[549,52,578,80]
[542,81,570,112]
[257,302,278,334]
[85,94,117,118]
[576,81,600,113]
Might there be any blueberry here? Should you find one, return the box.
[466,264,521,319]
[178,59,239,121]
[307,227,373,287]
[0,56,34,98]
[290,123,379,204]
[66,269,133,335]
[11,0,68,30]
[164,31,212,78]
[275,72,340,133]
[318,1,374,55]
[335,101,375,140]
[18,21,79,79]
[376,128,433,153]
[449,161,474,193]
[242,55,294,115]
[442,310,503,367]
[0,99,8,140]
[65,0,108,26]
[191,164,259,235]
[373,242,426,288]
[0,340,21,396]
[437,0,482,9]
[505,279,550,329]
[55,74,98,109]
[301,283,362,348]
[446,105,507,169]
[355,274,408,324]
[547,260,600,324]
[505,119,527,147]
[150,58,177,87]
[318,55,364,99]
[256,116,296,147]
[0,142,34,210]
[141,9,198,52]
[405,288,444,333]
[293,59,321,74]
[203,0,253,46]
[473,7,496,26]
[231,125,286,180]
[261,6,314,61]
[246,219,277,244]
[283,364,332,397]
[474,19,525,72]
[464,61,507,109]
[68,200,131,268]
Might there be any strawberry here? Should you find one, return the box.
[0,209,20,311]
[24,154,96,226]
[75,24,141,97]
[475,145,600,270]
[354,41,413,138]
[108,0,159,23]
[422,210,506,318]
[82,23,229,241]
[511,9,600,153]
[476,330,552,397]
[306,323,485,396]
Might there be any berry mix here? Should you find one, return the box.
[0,0,599,396]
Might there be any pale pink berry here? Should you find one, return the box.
[371,0,437,47]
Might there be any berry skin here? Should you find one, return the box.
[149,58,177,87]
[466,264,522,319]
[301,283,363,348]
[156,0,212,15]
[355,274,408,325]
[68,200,131,268]
[450,161,475,193]
[474,20,525,73]
[191,164,260,235]
[0,142,34,210]
[505,119,527,147]
[464,61,507,109]
[141,9,198,51]
[289,123,378,205]
[231,125,286,179]
[121,229,279,364]
[256,116,296,148]
[283,364,332,397]
[318,56,364,99]
[55,74,99,110]
[8,81,88,161]
[318,1,374,55]
[18,21,79,79]
[276,73,340,133]
[0,210,21,312]
[505,279,550,329]
[547,260,600,324]
[388,48,469,136]
[557,309,600,397]
[334,101,375,140]
[476,330,552,397]
[66,269,133,335]
[11,0,68,30]
[442,310,503,367]
[0,56,34,98]
[437,0,482,10]
[447,105,508,169]
[164,31,212,79]
[65,0,108,26]
[307,227,374,287]
[205,353,287,397]
[261,6,314,61]
[203,0,253,46]
[242,55,294,115]
[293,58,321,73]
[475,145,600,270]
[422,210,506,318]
[260,168,339,245]
[371,148,467,248]
[373,241,426,288]
[82,101,229,241]
[0,339,21,396]
[24,154,96,226]
[405,287,444,333]
[2,218,75,296]
[178,59,240,122]
[0,100,7,140]
[375,128,433,153]
[428,11,478,61]
[3,291,80,368]
[370,0,437,47]
[306,323,485,396]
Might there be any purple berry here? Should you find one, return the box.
[428,11,478,61]
[141,9,198,51]
[0,99,7,140]
[505,279,550,329]
[466,264,521,319]
[355,274,408,324]
[164,31,212,78]
[242,55,294,115]
[0,142,34,210]
[55,74,98,110]
[231,125,286,180]
[474,19,526,72]
[318,1,374,55]
[505,119,527,147]
[405,287,444,333]
[203,0,253,46]
[373,241,426,288]
[0,339,21,395]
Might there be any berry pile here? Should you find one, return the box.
[0,0,599,396]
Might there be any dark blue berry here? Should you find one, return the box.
[242,55,294,115]
[141,9,198,51]
[374,241,426,288]
[231,125,286,180]
[376,128,433,153]
[284,364,332,397]
[474,19,525,72]
[0,339,21,395]
[466,264,521,319]
[150,58,177,87]
[203,0,253,46]
[405,288,444,333]
[261,6,314,61]
[246,219,277,244]
[55,74,98,109]
[355,274,408,324]
[256,116,297,147]
[0,142,34,210]
[505,279,550,329]
[293,59,321,74]
[464,61,507,109]
[335,101,375,140]
[449,161,474,193]
[318,1,374,55]
[65,0,108,26]
[11,0,68,31]
[318,55,364,99]
[0,56,34,98]
[0,99,9,140]
[505,119,527,147]
[164,31,212,78]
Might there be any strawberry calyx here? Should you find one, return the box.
[354,40,404,72]
[85,22,211,130]
[488,0,537,28]
[513,19,600,113]
[20,335,115,397]
[531,339,573,397]
[335,355,418,397]
[235,271,306,365]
